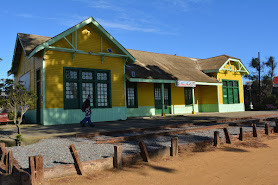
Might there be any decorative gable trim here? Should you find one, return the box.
[27,17,135,63]
[219,58,249,75]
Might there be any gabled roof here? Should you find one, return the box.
[126,49,219,83]
[10,17,135,75]
[197,55,240,71]
[17,33,51,55]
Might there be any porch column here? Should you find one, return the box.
[192,87,196,114]
[161,83,165,116]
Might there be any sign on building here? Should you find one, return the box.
[175,81,196,87]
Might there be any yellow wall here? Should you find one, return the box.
[137,83,155,106]
[194,85,218,104]
[44,26,125,109]
[14,51,43,109]
[217,62,244,104]
[52,25,118,54]
[171,84,185,105]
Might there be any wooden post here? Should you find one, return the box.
[252,124,258,137]
[239,127,243,141]
[223,128,231,144]
[1,148,7,163]
[69,144,83,175]
[0,142,6,156]
[170,137,178,156]
[213,131,220,147]
[138,141,150,162]
[7,151,14,174]
[113,145,123,169]
[29,155,44,185]
[265,123,270,135]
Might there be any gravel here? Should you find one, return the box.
[7,121,275,169]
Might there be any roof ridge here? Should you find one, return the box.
[127,49,198,60]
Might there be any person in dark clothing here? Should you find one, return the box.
[80,95,95,127]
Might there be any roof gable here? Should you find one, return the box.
[27,17,135,63]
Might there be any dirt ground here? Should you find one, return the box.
[47,136,278,185]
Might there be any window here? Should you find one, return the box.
[222,80,239,104]
[64,68,111,109]
[126,82,138,108]
[184,88,193,105]
[20,72,30,91]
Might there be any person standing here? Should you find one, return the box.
[80,95,95,127]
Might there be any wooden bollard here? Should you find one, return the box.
[138,141,150,162]
[213,131,220,147]
[223,128,231,144]
[265,123,270,135]
[0,143,6,155]
[29,155,44,185]
[69,144,83,175]
[7,151,14,174]
[252,124,258,137]
[170,137,178,156]
[113,146,123,169]
[239,127,243,141]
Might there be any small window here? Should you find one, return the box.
[126,82,138,108]
[97,72,108,81]
[184,88,193,105]
[107,48,113,53]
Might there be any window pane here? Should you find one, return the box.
[234,81,238,87]
[82,82,94,107]
[97,83,108,107]
[222,81,227,87]
[65,82,78,99]
[66,70,78,79]
[184,88,192,105]
[97,72,107,80]
[127,87,135,106]
[82,72,93,80]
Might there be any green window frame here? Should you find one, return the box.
[184,88,193,105]
[64,67,111,109]
[222,80,239,104]
[126,82,138,108]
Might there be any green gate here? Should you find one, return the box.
[154,84,171,115]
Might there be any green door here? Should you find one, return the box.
[154,84,171,115]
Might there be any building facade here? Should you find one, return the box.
[9,17,249,125]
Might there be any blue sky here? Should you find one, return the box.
[1,0,278,82]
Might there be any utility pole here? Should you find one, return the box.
[258,52,261,104]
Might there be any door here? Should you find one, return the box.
[154,84,171,115]
[36,69,41,124]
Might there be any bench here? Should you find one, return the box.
[0,113,12,124]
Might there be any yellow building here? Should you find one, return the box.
[9,17,249,125]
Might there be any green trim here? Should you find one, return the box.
[219,58,249,75]
[63,67,112,109]
[161,83,165,114]
[46,46,128,58]
[43,107,126,125]
[218,103,244,112]
[195,82,221,86]
[216,73,220,111]
[202,69,219,73]
[42,50,46,125]
[126,76,175,83]
[27,17,135,64]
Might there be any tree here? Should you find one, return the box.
[0,80,36,145]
